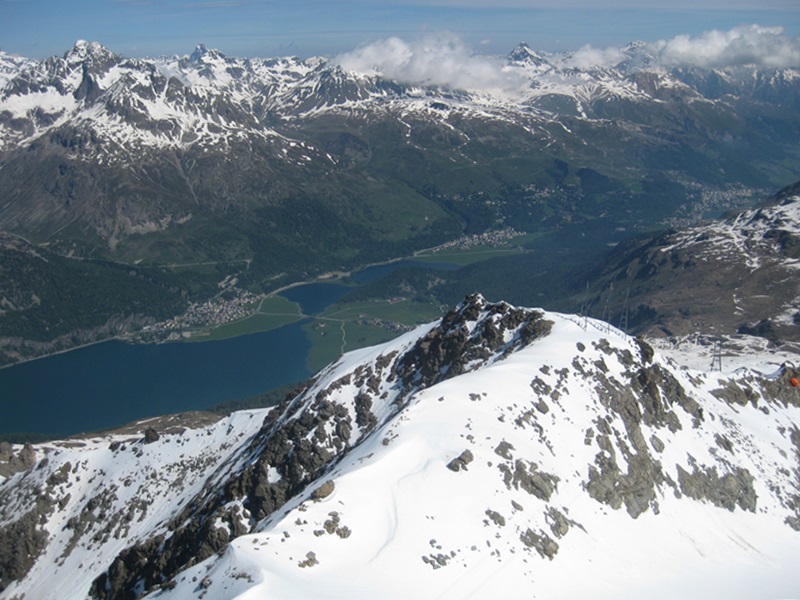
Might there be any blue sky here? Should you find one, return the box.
[1,0,798,59]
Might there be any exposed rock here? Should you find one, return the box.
[714,434,734,453]
[0,506,51,594]
[298,551,319,568]
[650,435,665,453]
[677,463,757,512]
[494,441,515,460]
[545,507,571,538]
[499,459,558,501]
[0,442,11,462]
[485,509,506,527]
[520,528,559,559]
[396,295,552,393]
[311,480,335,501]
[354,392,377,433]
[0,443,37,478]
[447,449,474,472]
[785,427,800,530]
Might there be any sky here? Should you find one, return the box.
[0,0,798,61]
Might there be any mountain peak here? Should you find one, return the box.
[188,43,225,63]
[64,40,114,64]
[508,42,549,66]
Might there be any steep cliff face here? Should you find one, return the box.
[1,296,799,599]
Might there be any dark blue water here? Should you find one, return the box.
[281,283,352,315]
[1,259,461,439]
[351,260,460,284]
[0,321,311,437]
[281,262,460,315]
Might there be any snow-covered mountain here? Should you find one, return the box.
[2,294,798,599]
[584,181,800,343]
[1,40,797,158]
[0,40,796,265]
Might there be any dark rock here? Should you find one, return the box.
[650,435,665,453]
[447,449,474,472]
[16,444,36,470]
[311,480,335,501]
[520,528,559,559]
[0,442,12,462]
[0,506,51,594]
[494,441,515,460]
[677,463,757,512]
[545,507,571,538]
[143,427,160,444]
[714,434,734,453]
[395,296,551,395]
[298,551,318,568]
[354,392,377,432]
[46,462,71,486]
[485,509,506,526]
[499,459,558,501]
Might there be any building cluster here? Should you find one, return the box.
[355,318,413,334]
[429,228,523,252]
[666,182,759,227]
[145,289,265,336]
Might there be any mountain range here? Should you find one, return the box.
[1,40,800,360]
[1,293,799,599]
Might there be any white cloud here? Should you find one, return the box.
[554,26,800,70]
[561,45,627,69]
[650,25,800,69]
[335,33,528,97]
[332,26,800,97]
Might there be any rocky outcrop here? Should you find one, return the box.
[0,442,36,478]
[88,295,555,599]
[0,505,51,593]
[446,450,474,472]
[677,462,757,512]
[396,294,552,392]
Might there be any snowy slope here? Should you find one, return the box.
[0,410,271,599]
[2,295,798,599]
[146,306,800,600]
[660,191,800,272]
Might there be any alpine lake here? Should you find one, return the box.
[0,260,463,440]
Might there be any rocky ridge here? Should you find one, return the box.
[0,294,799,599]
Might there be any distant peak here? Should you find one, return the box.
[64,40,114,64]
[189,44,209,61]
[508,42,548,66]
[625,40,648,51]
[189,44,225,62]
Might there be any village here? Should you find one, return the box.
[138,288,266,341]
[424,227,524,253]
